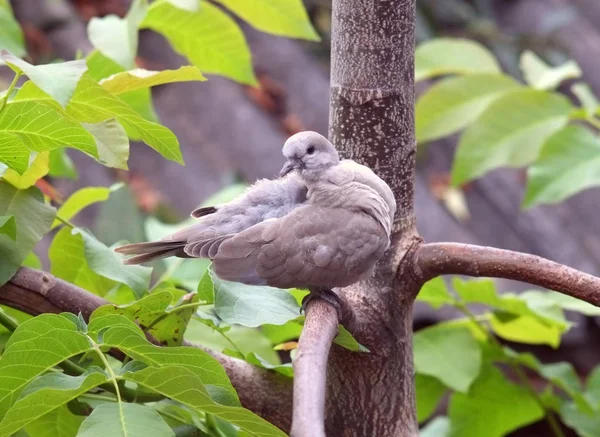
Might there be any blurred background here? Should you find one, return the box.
[3,1,600,434]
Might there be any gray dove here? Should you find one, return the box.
[115,131,396,311]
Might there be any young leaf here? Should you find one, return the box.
[24,405,84,437]
[416,373,447,423]
[213,272,300,327]
[0,0,25,58]
[452,90,572,185]
[0,314,92,418]
[334,324,368,352]
[490,311,562,348]
[141,1,256,85]
[0,100,97,174]
[0,370,107,436]
[100,67,206,94]
[520,50,582,90]
[2,152,50,189]
[416,74,521,143]
[15,76,182,166]
[83,119,130,170]
[559,401,600,437]
[0,215,16,240]
[52,185,119,229]
[216,0,319,41]
[449,365,544,437]
[520,289,600,318]
[123,366,286,437]
[415,38,501,82]
[0,51,87,107]
[524,125,600,207]
[78,403,175,437]
[245,353,293,377]
[572,83,599,116]
[0,184,55,286]
[48,148,78,179]
[87,0,148,69]
[414,324,482,392]
[416,277,455,309]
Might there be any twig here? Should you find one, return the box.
[0,267,293,431]
[290,299,339,437]
[416,243,600,306]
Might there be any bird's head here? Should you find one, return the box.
[280,131,340,179]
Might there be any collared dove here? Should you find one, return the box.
[115,131,396,308]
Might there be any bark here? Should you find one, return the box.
[325,0,421,435]
[0,267,293,432]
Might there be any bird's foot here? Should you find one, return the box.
[300,288,354,327]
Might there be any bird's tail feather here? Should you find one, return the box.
[115,241,186,265]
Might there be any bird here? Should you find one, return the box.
[115,131,396,313]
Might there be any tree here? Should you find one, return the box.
[2,0,600,436]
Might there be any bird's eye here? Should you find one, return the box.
[306,145,315,155]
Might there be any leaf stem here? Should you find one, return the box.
[55,214,76,229]
[0,310,18,332]
[455,302,566,437]
[0,72,20,113]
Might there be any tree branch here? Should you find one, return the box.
[0,267,292,431]
[416,243,600,306]
[290,299,339,437]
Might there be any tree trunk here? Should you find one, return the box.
[326,0,420,435]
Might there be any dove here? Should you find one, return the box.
[115,131,396,311]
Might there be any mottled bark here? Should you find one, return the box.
[326,0,421,435]
[0,267,293,431]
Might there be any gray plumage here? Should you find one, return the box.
[115,131,396,290]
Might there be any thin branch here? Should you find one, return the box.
[416,243,600,306]
[290,299,339,437]
[0,267,292,431]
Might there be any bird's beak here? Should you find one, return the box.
[279,160,296,178]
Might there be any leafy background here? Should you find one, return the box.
[2,0,600,436]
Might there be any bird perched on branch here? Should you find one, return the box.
[116,131,396,313]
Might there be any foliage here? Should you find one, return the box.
[1,1,600,437]
[415,38,600,207]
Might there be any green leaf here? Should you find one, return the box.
[2,151,50,189]
[421,417,450,437]
[101,66,206,94]
[245,353,293,377]
[79,403,175,437]
[15,75,182,166]
[416,277,455,309]
[490,311,562,348]
[79,228,151,299]
[24,405,84,437]
[521,289,600,318]
[86,50,159,123]
[123,366,286,436]
[452,89,572,185]
[416,373,447,423]
[0,370,107,436]
[21,251,41,268]
[414,324,481,392]
[524,125,600,207]
[0,1,25,58]
[83,119,130,170]
[49,227,118,296]
[520,50,582,90]
[141,1,256,85]
[197,269,215,304]
[415,38,501,82]
[87,0,148,69]
[560,401,600,437]
[95,184,145,246]
[52,185,118,229]
[213,271,300,327]
[572,83,599,116]
[334,324,368,352]
[0,314,92,418]
[0,51,87,107]
[0,100,97,174]
[586,366,600,408]
[89,315,240,405]
[0,215,16,240]
[0,184,55,286]
[416,74,521,143]
[449,365,544,437]
[48,149,78,179]
[216,0,319,41]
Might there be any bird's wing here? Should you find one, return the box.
[115,174,307,264]
[212,205,390,288]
